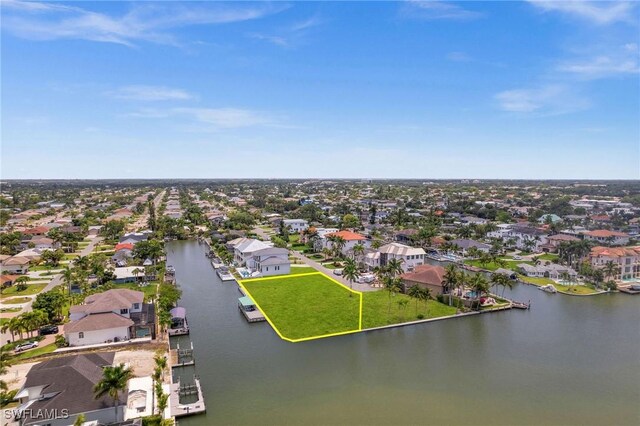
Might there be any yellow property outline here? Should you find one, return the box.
[238,271,363,343]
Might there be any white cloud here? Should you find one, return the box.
[495,85,590,115]
[1,0,287,47]
[173,108,274,129]
[108,85,193,101]
[400,1,484,20]
[557,43,640,79]
[446,51,472,62]
[527,1,637,25]
[558,55,639,78]
[128,107,281,130]
[249,15,322,48]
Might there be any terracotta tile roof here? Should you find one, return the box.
[584,230,628,238]
[326,230,367,241]
[401,264,445,287]
[590,246,640,258]
[115,242,134,251]
[23,226,49,235]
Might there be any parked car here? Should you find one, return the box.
[15,341,39,352]
[333,269,343,276]
[39,325,59,336]
[513,255,522,260]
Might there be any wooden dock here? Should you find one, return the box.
[169,376,206,418]
[170,342,195,367]
[239,305,266,322]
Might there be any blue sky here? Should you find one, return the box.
[2,0,639,179]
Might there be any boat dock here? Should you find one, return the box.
[169,376,206,418]
[618,284,640,295]
[238,295,266,322]
[217,267,236,282]
[170,342,195,367]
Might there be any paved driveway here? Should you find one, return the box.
[289,251,379,292]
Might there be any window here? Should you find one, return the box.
[79,332,84,339]
[120,308,128,314]
[133,303,140,309]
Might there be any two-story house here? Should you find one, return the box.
[65,289,154,346]
[364,243,426,272]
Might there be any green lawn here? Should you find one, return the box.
[518,275,555,285]
[537,253,560,262]
[2,283,47,296]
[242,273,360,340]
[361,291,457,329]
[9,343,57,362]
[112,281,159,301]
[29,265,62,272]
[321,262,342,270]
[283,266,317,275]
[553,283,600,295]
[0,307,21,313]
[465,259,532,271]
[2,297,32,304]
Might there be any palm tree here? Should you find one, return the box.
[62,265,74,296]
[603,261,619,282]
[443,264,459,306]
[371,239,382,250]
[384,276,402,314]
[352,242,365,261]
[470,274,489,309]
[386,258,404,278]
[93,363,134,422]
[332,236,346,260]
[342,258,360,292]
[397,298,409,321]
[407,284,422,316]
[320,247,331,262]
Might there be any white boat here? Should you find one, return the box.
[538,284,557,294]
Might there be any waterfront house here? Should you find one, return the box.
[113,266,150,283]
[363,243,426,272]
[247,247,291,276]
[14,352,126,426]
[400,264,446,296]
[449,239,491,255]
[66,288,154,346]
[517,263,577,281]
[112,242,135,264]
[589,246,640,281]
[228,238,274,266]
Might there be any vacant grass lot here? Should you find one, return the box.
[283,266,317,275]
[361,291,457,329]
[2,283,47,296]
[242,273,360,340]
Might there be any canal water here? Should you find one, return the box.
[167,241,639,426]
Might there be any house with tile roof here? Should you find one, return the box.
[66,289,154,346]
[400,264,446,296]
[320,230,370,256]
[589,246,640,281]
[583,230,630,246]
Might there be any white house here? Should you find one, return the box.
[66,289,144,346]
[488,225,548,251]
[282,219,309,233]
[248,247,291,276]
[319,230,370,256]
[228,238,274,266]
[583,230,630,246]
[364,243,426,272]
[517,263,577,281]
